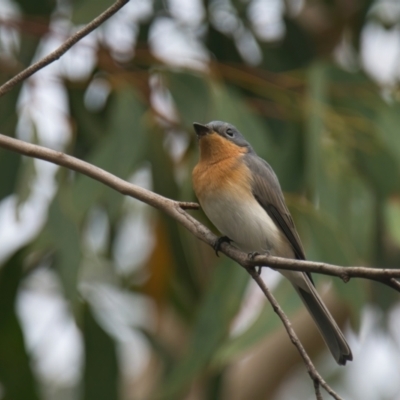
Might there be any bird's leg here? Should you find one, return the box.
[213,236,233,256]
[248,251,270,275]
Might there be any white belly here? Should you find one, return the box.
[200,191,294,258]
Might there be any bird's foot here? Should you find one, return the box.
[213,236,233,257]
[248,251,260,260]
[248,251,270,275]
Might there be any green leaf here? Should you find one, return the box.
[72,0,113,24]
[147,126,200,315]
[353,141,400,197]
[208,82,273,160]
[66,79,108,161]
[385,199,400,247]
[211,278,302,368]
[289,201,363,325]
[82,304,119,400]
[377,102,400,164]
[290,202,357,266]
[158,258,248,399]
[305,61,328,199]
[0,250,40,400]
[0,149,21,201]
[15,157,37,213]
[206,25,242,64]
[14,0,55,16]
[45,192,82,309]
[71,87,147,221]
[165,71,210,128]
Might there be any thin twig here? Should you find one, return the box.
[314,380,323,400]
[246,255,400,293]
[248,269,343,400]
[0,0,130,97]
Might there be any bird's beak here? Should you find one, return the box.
[193,122,211,137]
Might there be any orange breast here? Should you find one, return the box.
[192,133,251,201]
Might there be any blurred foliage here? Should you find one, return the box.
[1,0,400,399]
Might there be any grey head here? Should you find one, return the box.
[193,121,252,150]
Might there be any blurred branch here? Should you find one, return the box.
[2,133,400,400]
[0,0,130,98]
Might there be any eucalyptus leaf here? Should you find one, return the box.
[82,304,119,400]
[0,250,40,400]
[158,258,248,399]
[165,71,210,128]
[71,87,147,222]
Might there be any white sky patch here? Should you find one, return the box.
[0,196,45,261]
[83,207,110,255]
[16,30,72,150]
[369,0,400,26]
[361,22,400,86]
[230,268,281,336]
[124,0,154,22]
[209,1,239,34]
[17,268,83,386]
[168,0,205,26]
[102,13,137,61]
[150,73,179,123]
[84,76,111,112]
[149,17,209,70]
[113,166,155,274]
[248,0,286,42]
[164,130,190,162]
[81,283,153,378]
[343,306,400,400]
[235,27,262,65]
[59,33,97,81]
[112,206,155,274]
[0,0,21,57]
[0,157,57,262]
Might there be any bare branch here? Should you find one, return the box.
[0,134,398,289]
[248,269,343,400]
[1,133,398,399]
[245,254,400,293]
[0,0,130,97]
[0,134,198,212]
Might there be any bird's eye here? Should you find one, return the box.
[226,128,234,137]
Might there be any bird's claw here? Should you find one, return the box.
[213,236,233,256]
[248,251,260,260]
[248,252,262,275]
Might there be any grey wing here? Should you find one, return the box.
[244,153,353,365]
[243,152,306,261]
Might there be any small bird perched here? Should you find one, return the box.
[192,121,352,365]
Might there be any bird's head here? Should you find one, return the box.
[193,121,252,162]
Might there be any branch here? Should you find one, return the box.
[248,269,342,400]
[245,254,400,293]
[0,134,397,287]
[0,134,198,211]
[0,0,130,97]
[2,133,395,400]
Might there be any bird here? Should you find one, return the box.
[192,120,352,365]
